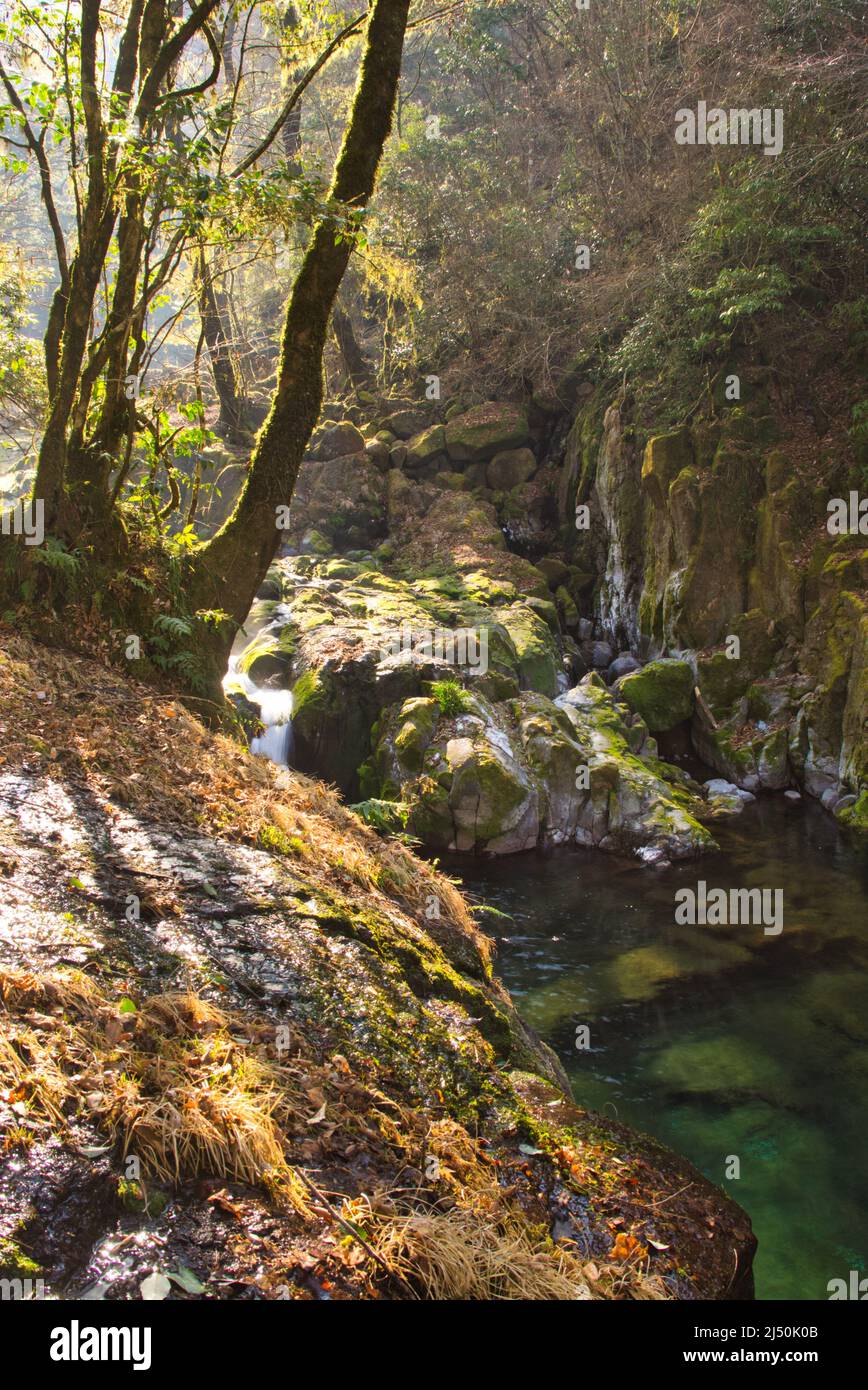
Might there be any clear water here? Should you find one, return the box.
[447,797,868,1300]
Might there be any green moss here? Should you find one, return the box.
[837,791,868,833]
[499,604,559,697]
[641,429,694,505]
[618,658,695,731]
[0,1238,40,1278]
[290,667,327,718]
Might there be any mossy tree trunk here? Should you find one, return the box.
[188,0,411,693]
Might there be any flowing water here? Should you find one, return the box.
[447,797,868,1300]
[224,610,294,765]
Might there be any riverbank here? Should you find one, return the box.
[0,628,755,1299]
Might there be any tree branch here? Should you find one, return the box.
[0,57,69,290]
[231,11,368,177]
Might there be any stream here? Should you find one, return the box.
[447,797,868,1300]
[225,598,867,1301]
[224,617,294,765]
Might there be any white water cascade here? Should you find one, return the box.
[223,633,294,767]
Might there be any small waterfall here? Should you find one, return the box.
[223,642,294,768]
[250,684,294,765]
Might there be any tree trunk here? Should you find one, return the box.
[194,246,250,442]
[188,0,411,697]
[333,297,374,393]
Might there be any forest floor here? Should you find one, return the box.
[0,628,756,1300]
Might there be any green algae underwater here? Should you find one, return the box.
[449,795,868,1300]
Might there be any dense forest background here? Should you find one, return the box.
[0,0,865,705]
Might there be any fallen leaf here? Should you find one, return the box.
[207,1188,243,1218]
[168,1266,206,1294]
[140,1272,171,1301]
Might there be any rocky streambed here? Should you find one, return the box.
[226,387,866,861]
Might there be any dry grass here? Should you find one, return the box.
[371,1207,596,1300]
[0,964,673,1300]
[107,1025,292,1190]
[0,629,489,966]
[0,970,308,1205]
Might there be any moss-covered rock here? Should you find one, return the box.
[837,790,868,832]
[444,403,530,463]
[405,424,447,468]
[641,429,693,506]
[370,679,713,859]
[618,658,695,731]
[486,447,537,490]
[499,603,561,697]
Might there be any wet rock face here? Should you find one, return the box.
[557,389,866,824]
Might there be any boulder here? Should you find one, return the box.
[536,556,570,589]
[317,421,366,460]
[444,403,530,463]
[380,406,431,439]
[405,424,447,469]
[486,447,537,491]
[364,438,392,470]
[581,639,615,672]
[369,681,715,859]
[607,653,642,684]
[618,658,695,731]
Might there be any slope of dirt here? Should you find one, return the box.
[0,629,755,1300]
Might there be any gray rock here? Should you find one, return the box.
[581,640,615,671]
[381,407,431,439]
[364,439,392,470]
[607,653,642,683]
[318,421,366,459]
[704,779,755,802]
